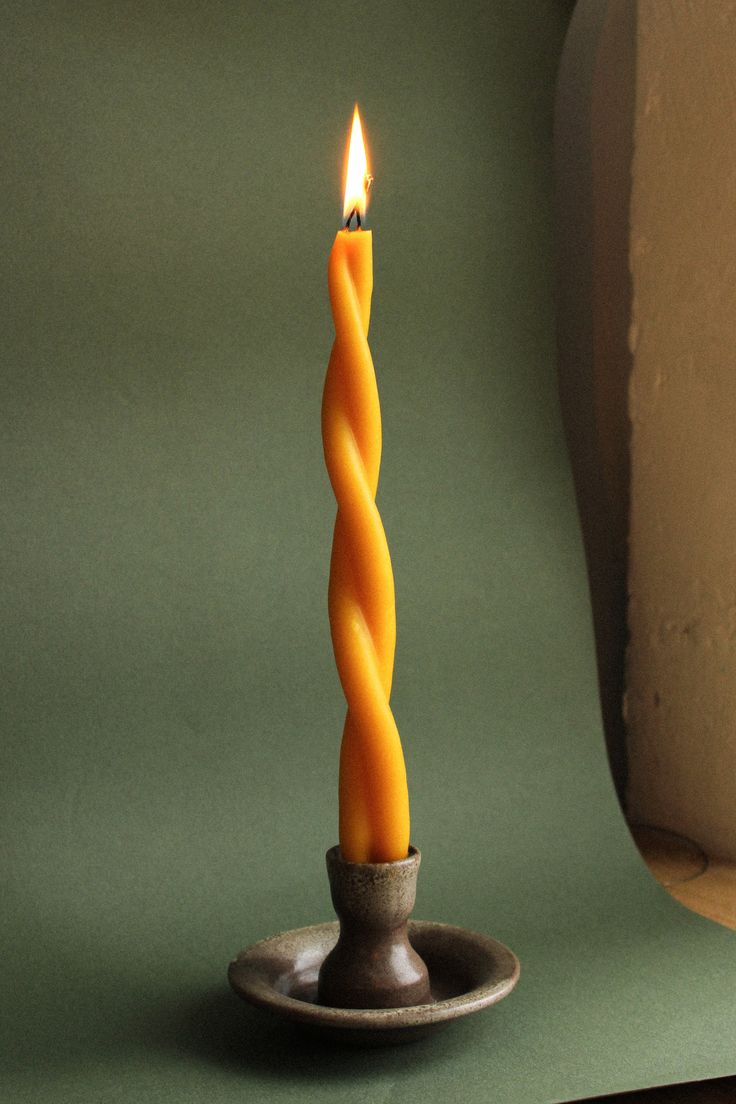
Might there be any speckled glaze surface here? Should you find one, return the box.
[228,919,520,1045]
[317,846,431,1009]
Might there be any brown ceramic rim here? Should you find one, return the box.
[228,919,520,1030]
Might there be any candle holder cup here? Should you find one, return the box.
[228,844,520,1044]
[317,845,431,1009]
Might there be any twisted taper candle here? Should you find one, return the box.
[322,227,410,863]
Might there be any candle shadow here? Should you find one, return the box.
[153,987,473,1083]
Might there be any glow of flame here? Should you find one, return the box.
[342,105,370,223]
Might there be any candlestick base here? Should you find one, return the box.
[228,843,519,1044]
[228,919,519,1044]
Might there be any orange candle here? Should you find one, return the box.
[322,106,410,863]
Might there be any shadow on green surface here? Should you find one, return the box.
[161,986,480,1082]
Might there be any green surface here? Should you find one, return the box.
[2,2,735,1102]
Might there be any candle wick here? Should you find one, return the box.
[344,207,362,230]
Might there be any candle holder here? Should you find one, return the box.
[228,845,520,1044]
[317,845,431,1008]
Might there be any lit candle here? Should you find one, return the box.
[322,106,410,863]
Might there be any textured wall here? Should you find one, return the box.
[626,0,736,858]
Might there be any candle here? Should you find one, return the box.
[322,106,410,863]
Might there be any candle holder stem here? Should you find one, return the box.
[317,845,432,1009]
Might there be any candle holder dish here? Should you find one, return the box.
[228,846,520,1045]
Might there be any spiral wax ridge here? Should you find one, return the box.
[322,231,410,863]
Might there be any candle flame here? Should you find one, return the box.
[342,105,371,224]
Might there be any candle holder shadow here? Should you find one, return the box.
[228,846,520,1045]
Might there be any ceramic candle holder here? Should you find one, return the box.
[317,845,432,1009]
[228,842,521,1044]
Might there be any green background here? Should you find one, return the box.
[3,2,735,1101]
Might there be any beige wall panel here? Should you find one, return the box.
[627,0,736,857]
